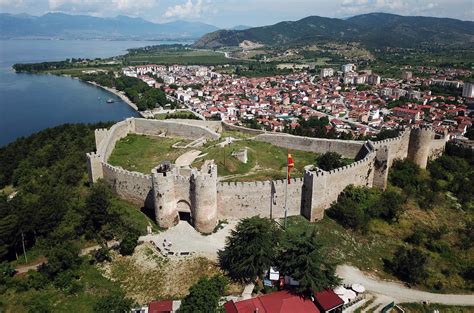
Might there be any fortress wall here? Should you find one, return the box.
[254,134,365,159]
[134,118,219,140]
[429,138,446,160]
[102,163,153,206]
[172,174,192,205]
[308,153,376,220]
[371,131,410,164]
[222,122,266,136]
[99,119,134,161]
[217,178,304,220]
[165,119,223,133]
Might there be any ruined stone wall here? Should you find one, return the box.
[102,163,153,207]
[429,138,446,160]
[191,163,218,233]
[254,134,365,159]
[166,119,223,133]
[222,122,266,136]
[98,119,135,161]
[306,152,376,221]
[408,127,434,169]
[217,178,304,220]
[134,118,219,140]
[371,131,411,164]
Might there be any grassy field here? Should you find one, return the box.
[193,139,316,181]
[284,216,399,275]
[108,134,191,173]
[0,262,124,313]
[123,50,241,65]
[108,133,317,181]
[284,190,474,292]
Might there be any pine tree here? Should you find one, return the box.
[277,230,340,297]
[218,216,278,282]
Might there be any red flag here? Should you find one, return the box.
[287,151,294,184]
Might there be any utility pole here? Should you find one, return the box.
[21,231,27,264]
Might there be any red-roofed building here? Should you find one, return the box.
[148,300,173,313]
[314,290,344,313]
[224,291,320,313]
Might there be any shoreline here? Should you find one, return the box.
[85,81,145,117]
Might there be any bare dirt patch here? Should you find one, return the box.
[98,242,243,305]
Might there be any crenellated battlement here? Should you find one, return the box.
[87,119,446,233]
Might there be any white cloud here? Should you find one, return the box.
[164,0,208,19]
[47,0,158,16]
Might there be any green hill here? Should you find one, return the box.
[193,13,474,49]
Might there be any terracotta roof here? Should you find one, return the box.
[224,291,320,313]
[313,290,344,311]
[148,300,173,313]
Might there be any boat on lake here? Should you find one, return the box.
[106,98,114,103]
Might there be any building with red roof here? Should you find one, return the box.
[224,290,320,313]
[313,290,344,313]
[148,300,173,313]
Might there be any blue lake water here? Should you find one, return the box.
[0,39,189,146]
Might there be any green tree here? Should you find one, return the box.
[119,232,138,256]
[388,246,428,284]
[316,152,346,171]
[218,216,278,282]
[94,291,134,313]
[277,230,340,297]
[41,242,81,279]
[84,181,114,236]
[179,275,228,313]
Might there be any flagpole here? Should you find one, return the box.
[284,152,289,230]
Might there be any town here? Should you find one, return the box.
[122,63,474,140]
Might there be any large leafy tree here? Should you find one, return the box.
[277,230,340,297]
[179,275,228,313]
[316,152,346,171]
[388,246,428,284]
[218,216,278,282]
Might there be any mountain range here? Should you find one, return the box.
[0,13,219,40]
[193,13,474,49]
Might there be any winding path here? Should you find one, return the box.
[337,265,474,306]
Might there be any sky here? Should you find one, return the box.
[0,0,472,28]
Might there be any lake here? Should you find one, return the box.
[0,39,189,147]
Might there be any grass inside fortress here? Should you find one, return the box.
[193,139,316,181]
[108,134,191,173]
[108,133,318,181]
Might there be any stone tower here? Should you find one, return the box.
[152,165,178,229]
[191,161,218,234]
[408,127,434,169]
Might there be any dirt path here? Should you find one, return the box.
[175,150,201,167]
[337,265,474,306]
[14,240,119,275]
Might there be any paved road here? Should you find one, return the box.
[337,265,474,306]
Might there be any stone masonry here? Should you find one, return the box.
[87,118,446,233]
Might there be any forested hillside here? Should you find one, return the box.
[0,123,153,312]
[194,13,474,49]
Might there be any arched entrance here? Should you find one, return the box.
[176,200,193,224]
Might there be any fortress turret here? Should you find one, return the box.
[152,164,178,229]
[86,152,104,183]
[191,161,218,234]
[407,126,434,169]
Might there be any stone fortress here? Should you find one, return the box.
[87,118,447,233]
